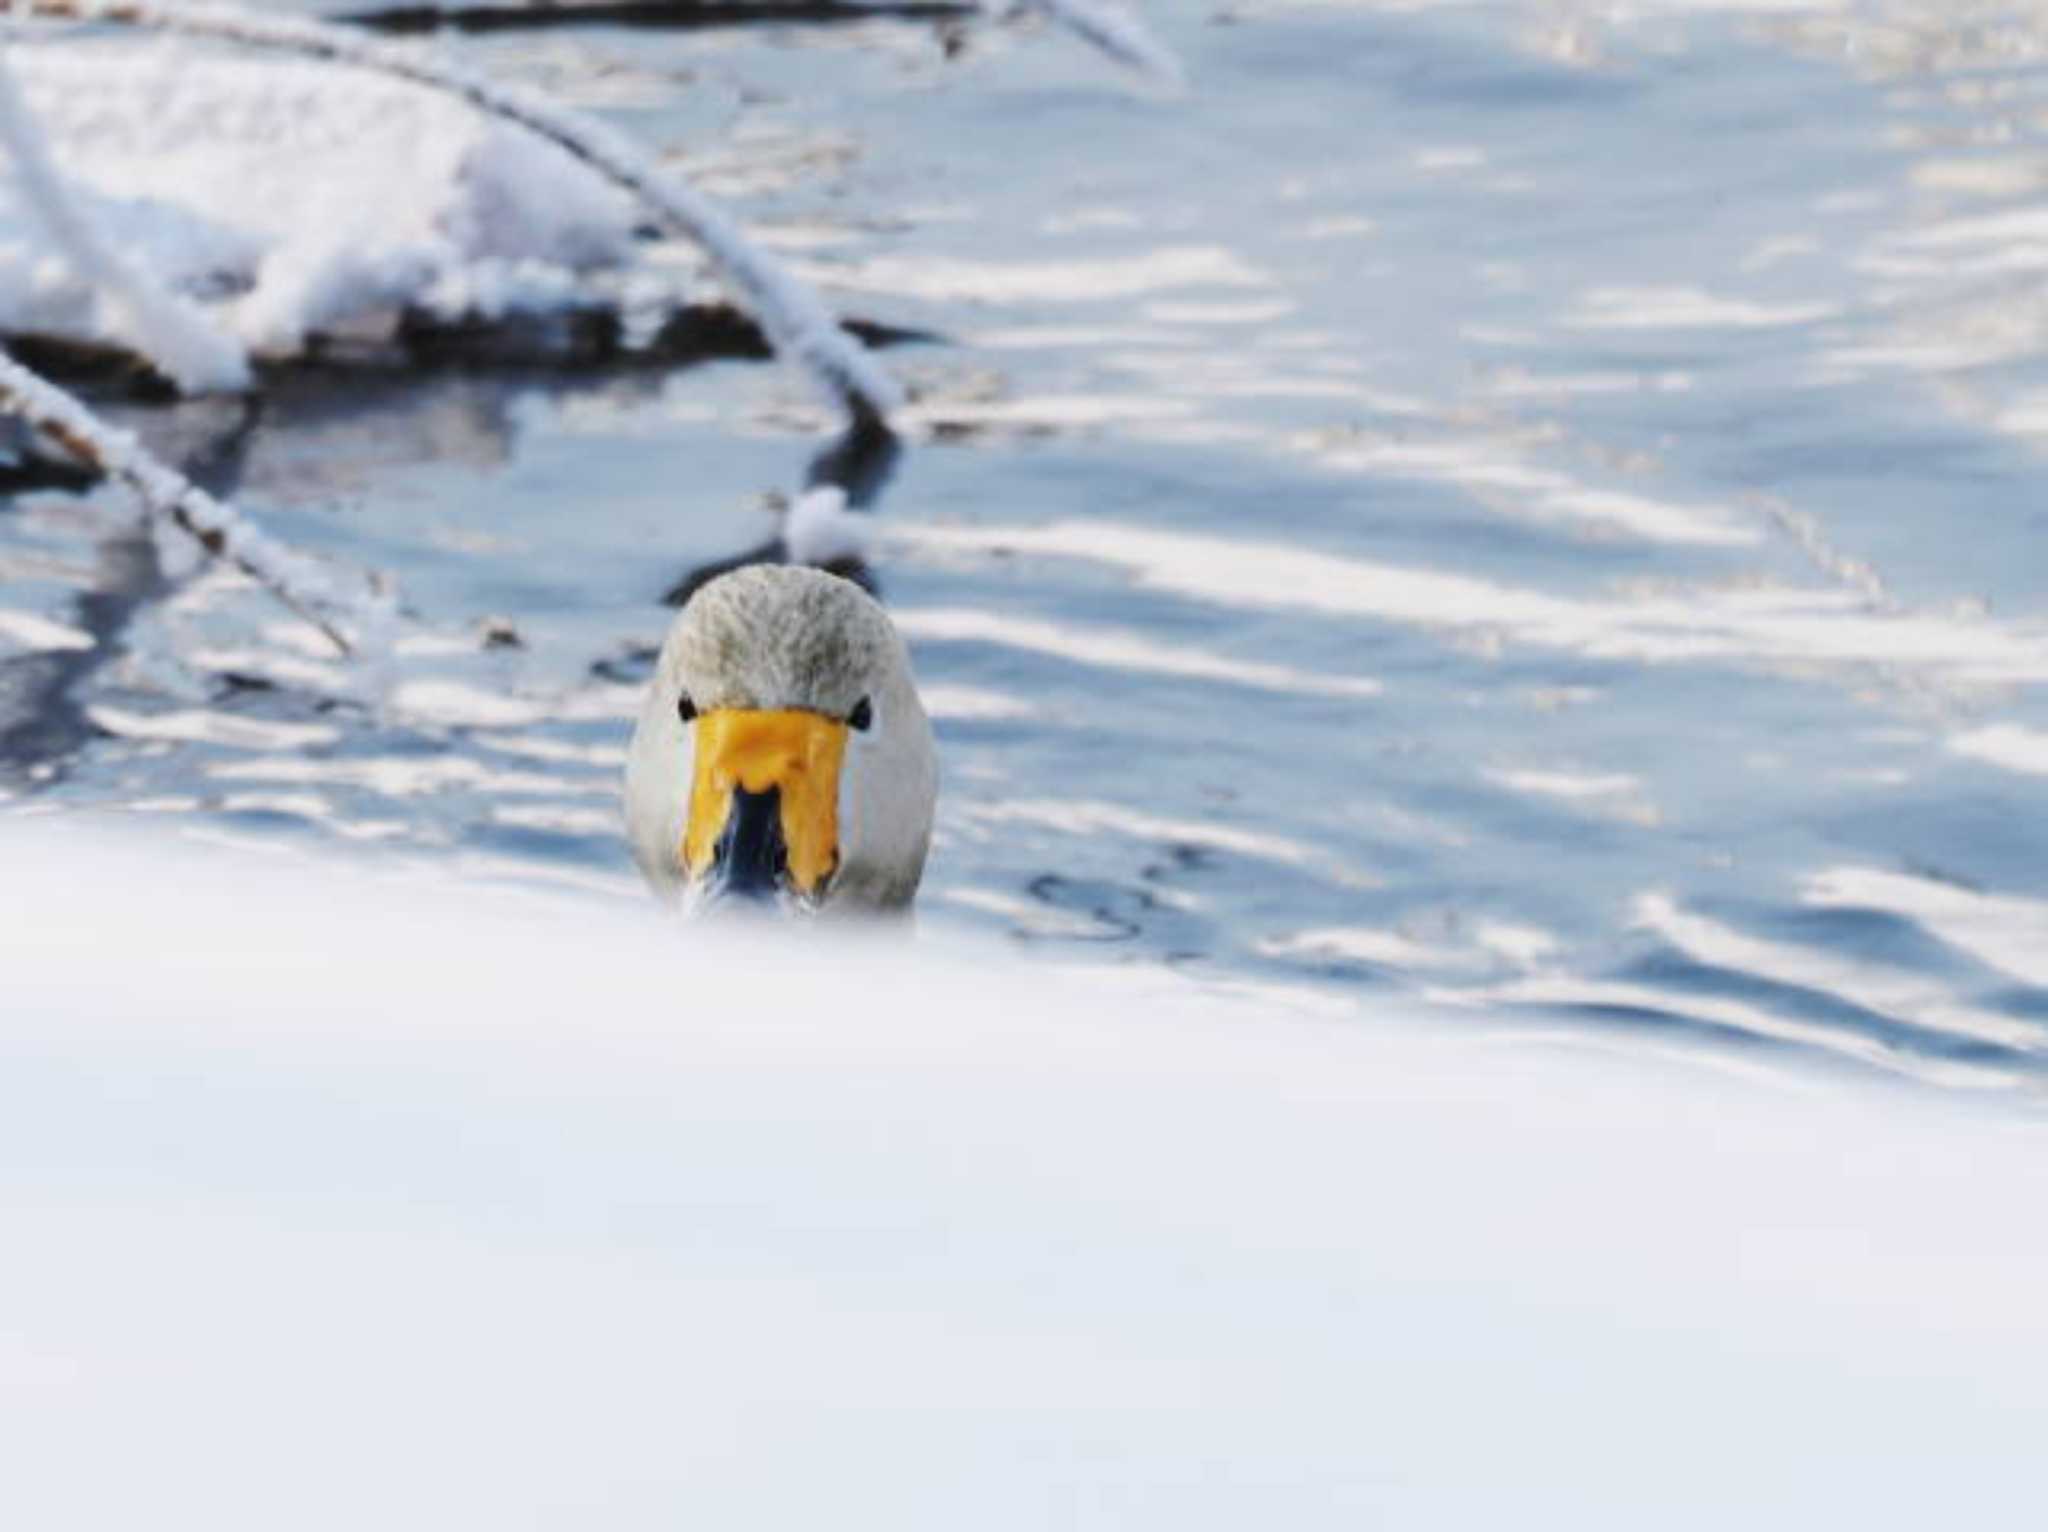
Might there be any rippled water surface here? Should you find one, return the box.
[11,0,2048,1091]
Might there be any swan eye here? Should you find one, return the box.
[677,693,698,725]
[848,696,873,732]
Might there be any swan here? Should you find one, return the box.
[625,564,937,914]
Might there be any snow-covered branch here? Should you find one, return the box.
[0,0,903,424]
[0,345,380,652]
[0,46,250,394]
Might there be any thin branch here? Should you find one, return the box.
[0,0,903,424]
[0,344,373,652]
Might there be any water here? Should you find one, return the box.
[7,0,2048,1092]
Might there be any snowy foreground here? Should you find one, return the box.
[6,824,2048,1528]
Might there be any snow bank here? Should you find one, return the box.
[4,821,2047,1527]
[0,38,640,361]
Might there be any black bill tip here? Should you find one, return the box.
[705,784,788,905]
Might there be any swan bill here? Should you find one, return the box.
[683,708,848,903]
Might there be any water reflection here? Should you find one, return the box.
[9,0,2048,1093]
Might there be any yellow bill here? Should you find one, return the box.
[683,708,849,896]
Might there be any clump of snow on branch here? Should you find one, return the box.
[0,344,385,653]
[985,0,1186,91]
[0,38,640,362]
[0,47,250,392]
[782,484,868,567]
[0,0,903,424]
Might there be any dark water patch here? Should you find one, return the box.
[1,332,183,404]
[0,453,100,498]
[399,305,935,374]
[1618,945,2041,1071]
[1022,874,1150,943]
[334,0,972,37]
[1723,899,2013,989]
[5,306,937,401]
[0,402,268,786]
[1508,994,1837,1070]
[0,528,164,786]
[1985,987,2048,1026]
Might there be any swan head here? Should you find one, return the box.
[625,564,937,915]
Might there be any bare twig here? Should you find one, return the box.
[0,0,903,424]
[0,344,372,652]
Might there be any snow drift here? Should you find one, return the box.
[4,821,2047,1528]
